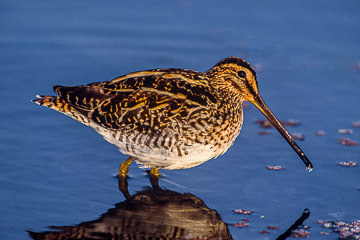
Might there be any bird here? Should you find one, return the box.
[33,57,313,180]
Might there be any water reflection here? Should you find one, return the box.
[276,208,310,240]
[28,178,233,240]
[28,177,311,240]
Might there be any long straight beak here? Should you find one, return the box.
[251,96,313,172]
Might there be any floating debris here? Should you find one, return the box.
[267,226,280,230]
[292,133,305,141]
[282,119,301,126]
[232,209,253,215]
[259,131,270,135]
[291,229,311,238]
[242,219,250,222]
[323,222,333,228]
[338,161,357,167]
[256,119,272,128]
[339,138,358,146]
[314,130,325,136]
[317,219,360,239]
[260,226,280,235]
[302,225,311,229]
[267,165,284,171]
[231,222,249,228]
[256,119,301,128]
[338,128,354,134]
[352,121,360,128]
[320,232,330,235]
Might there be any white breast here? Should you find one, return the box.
[89,120,242,170]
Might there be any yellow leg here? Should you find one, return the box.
[149,167,160,189]
[150,167,160,177]
[119,157,135,177]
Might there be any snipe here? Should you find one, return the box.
[33,57,313,179]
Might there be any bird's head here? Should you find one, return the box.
[206,57,313,172]
[206,57,259,102]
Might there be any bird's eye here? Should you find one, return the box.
[237,70,247,78]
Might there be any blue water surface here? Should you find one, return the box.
[0,1,359,239]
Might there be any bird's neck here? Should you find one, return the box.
[205,73,243,106]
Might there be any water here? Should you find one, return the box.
[1,0,359,239]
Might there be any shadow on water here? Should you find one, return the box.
[28,177,310,240]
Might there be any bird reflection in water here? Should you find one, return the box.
[28,178,310,240]
[28,177,233,240]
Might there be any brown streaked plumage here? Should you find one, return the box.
[33,57,313,179]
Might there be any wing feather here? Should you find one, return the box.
[49,69,218,133]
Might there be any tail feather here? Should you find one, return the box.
[32,96,90,126]
[53,85,110,111]
[32,95,68,109]
[33,84,112,126]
